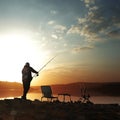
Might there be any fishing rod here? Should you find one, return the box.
[33,55,57,77]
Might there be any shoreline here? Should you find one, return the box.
[1,93,120,105]
[0,98,120,120]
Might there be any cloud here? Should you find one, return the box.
[72,45,94,53]
[48,21,67,39]
[54,25,67,32]
[83,0,95,7]
[50,10,58,15]
[68,0,120,42]
[51,24,67,40]
[108,29,120,39]
[48,20,55,25]
[67,25,81,34]
[51,34,58,39]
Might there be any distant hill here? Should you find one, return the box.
[56,82,120,96]
[0,81,120,97]
[31,82,120,97]
[0,81,22,89]
[0,81,22,98]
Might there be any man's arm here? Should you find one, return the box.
[30,67,38,74]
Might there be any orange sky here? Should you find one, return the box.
[31,66,120,86]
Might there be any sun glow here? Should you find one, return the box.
[0,32,49,83]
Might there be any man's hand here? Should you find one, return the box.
[36,72,39,76]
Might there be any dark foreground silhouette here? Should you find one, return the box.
[0,98,119,120]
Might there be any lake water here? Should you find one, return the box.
[1,93,119,104]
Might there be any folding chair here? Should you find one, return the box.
[41,86,58,102]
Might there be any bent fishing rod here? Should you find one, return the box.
[33,55,57,77]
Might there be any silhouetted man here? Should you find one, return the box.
[22,62,38,99]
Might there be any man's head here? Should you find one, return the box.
[25,62,30,67]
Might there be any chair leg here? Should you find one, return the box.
[69,96,71,102]
[41,97,43,101]
[63,95,65,102]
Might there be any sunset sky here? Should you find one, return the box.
[0,0,120,85]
